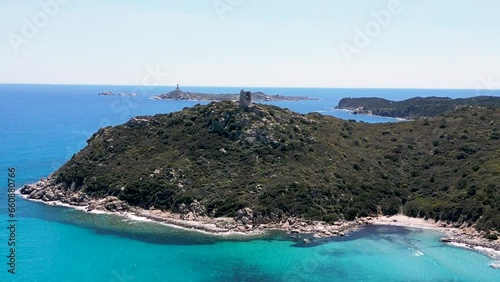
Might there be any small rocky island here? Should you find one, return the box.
[151,84,317,102]
[336,96,500,119]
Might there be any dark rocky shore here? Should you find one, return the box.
[440,233,500,253]
[20,178,364,240]
[18,179,500,269]
[335,96,500,119]
[19,177,500,258]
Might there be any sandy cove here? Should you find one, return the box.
[372,214,450,231]
[372,215,500,265]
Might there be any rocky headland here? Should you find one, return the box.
[18,99,500,256]
[335,96,500,119]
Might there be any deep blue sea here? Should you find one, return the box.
[0,84,499,281]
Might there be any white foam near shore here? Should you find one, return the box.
[18,193,265,237]
[473,246,500,260]
[122,211,263,237]
[373,214,500,262]
[122,212,154,223]
[409,247,424,257]
[18,193,113,215]
[17,193,500,259]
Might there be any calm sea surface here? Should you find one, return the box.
[0,84,499,281]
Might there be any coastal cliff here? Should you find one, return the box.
[336,96,500,119]
[21,101,499,240]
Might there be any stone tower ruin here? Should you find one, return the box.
[239,90,252,109]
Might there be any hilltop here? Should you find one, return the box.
[21,101,499,237]
[336,96,500,119]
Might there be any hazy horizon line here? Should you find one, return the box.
[1,82,500,92]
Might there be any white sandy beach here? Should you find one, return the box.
[371,214,500,260]
[371,214,447,231]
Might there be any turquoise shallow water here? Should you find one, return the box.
[1,84,499,281]
[3,204,500,282]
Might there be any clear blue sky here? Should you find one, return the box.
[1,0,500,88]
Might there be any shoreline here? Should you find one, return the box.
[18,193,361,238]
[18,180,500,264]
[17,193,262,238]
[341,108,411,121]
[372,215,500,262]
[318,108,409,122]
[17,179,365,239]
[17,188,363,239]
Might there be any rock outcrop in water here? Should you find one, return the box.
[20,177,133,212]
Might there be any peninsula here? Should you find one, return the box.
[20,96,499,250]
[336,96,500,119]
[151,85,317,102]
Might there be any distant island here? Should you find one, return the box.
[336,96,500,119]
[98,91,137,96]
[151,84,317,102]
[20,94,499,251]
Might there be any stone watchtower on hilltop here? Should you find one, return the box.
[239,90,252,109]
